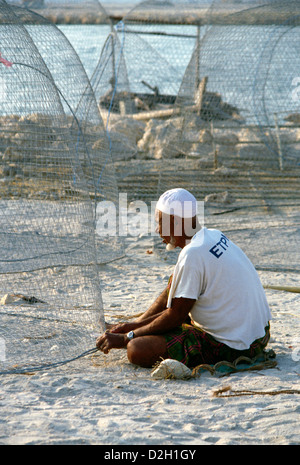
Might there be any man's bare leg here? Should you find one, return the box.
[127,335,169,368]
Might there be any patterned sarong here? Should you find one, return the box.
[165,323,270,368]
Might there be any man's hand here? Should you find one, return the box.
[96,331,129,354]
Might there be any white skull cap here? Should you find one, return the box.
[156,188,197,218]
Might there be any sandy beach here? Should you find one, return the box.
[0,0,299,449]
[0,217,299,446]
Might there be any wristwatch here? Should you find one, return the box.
[126,330,135,340]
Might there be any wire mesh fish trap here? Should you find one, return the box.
[166,0,300,272]
[91,20,184,203]
[0,0,122,374]
[91,0,299,203]
[92,0,299,272]
[90,1,213,204]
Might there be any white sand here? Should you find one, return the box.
[0,225,299,446]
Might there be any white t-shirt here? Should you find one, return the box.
[167,228,272,350]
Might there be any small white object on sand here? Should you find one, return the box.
[0,294,16,305]
[151,358,192,380]
[166,243,176,251]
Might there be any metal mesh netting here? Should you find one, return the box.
[104,0,300,193]
[0,0,122,374]
[91,0,299,273]
[0,0,299,374]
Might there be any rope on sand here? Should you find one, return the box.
[0,347,98,376]
[213,385,300,397]
[192,351,277,378]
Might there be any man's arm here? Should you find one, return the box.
[96,297,196,353]
[132,297,195,338]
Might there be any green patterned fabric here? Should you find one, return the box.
[165,323,270,368]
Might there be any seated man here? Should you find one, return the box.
[96,188,272,368]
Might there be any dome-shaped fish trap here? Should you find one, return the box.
[93,0,299,273]
[172,0,300,273]
[92,16,186,204]
[0,0,122,374]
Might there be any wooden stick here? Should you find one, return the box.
[274,113,283,171]
[130,106,182,121]
[213,385,300,397]
[210,121,218,170]
[195,76,208,116]
[263,285,300,294]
